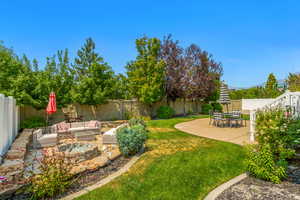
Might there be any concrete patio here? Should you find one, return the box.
[175,118,251,145]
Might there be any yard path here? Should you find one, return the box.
[175,118,251,145]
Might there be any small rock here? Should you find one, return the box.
[288,165,299,171]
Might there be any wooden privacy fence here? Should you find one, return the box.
[221,100,242,112]
[20,99,202,124]
[0,94,19,162]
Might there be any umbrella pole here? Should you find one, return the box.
[46,113,49,134]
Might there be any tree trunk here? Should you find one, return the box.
[149,104,153,119]
[183,98,186,116]
[91,105,97,120]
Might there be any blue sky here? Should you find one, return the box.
[1,0,300,88]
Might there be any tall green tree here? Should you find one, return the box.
[287,73,300,92]
[31,49,74,109]
[73,38,114,105]
[0,42,31,96]
[0,42,38,106]
[265,73,280,98]
[111,74,131,99]
[126,36,166,108]
[265,73,278,90]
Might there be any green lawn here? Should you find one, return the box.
[76,115,246,200]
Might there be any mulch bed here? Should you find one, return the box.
[216,176,300,200]
[216,160,300,200]
[7,156,131,200]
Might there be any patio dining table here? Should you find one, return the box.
[212,112,244,128]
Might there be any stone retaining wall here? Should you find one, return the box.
[0,129,33,196]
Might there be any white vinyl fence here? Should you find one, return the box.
[242,98,275,111]
[0,94,19,162]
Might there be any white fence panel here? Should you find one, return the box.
[242,98,275,111]
[0,94,19,162]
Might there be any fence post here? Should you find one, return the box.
[8,97,14,146]
[249,110,256,142]
[0,94,4,162]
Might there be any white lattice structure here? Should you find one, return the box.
[249,91,300,142]
[0,94,19,162]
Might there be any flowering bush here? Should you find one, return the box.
[28,150,73,199]
[246,107,299,183]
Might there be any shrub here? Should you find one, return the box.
[20,116,45,129]
[124,111,135,120]
[246,144,286,183]
[255,108,299,154]
[128,118,147,128]
[246,107,299,183]
[211,102,223,112]
[117,124,148,157]
[156,105,175,119]
[28,150,72,199]
[201,104,213,114]
[140,116,151,121]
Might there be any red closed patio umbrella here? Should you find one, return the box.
[46,92,57,114]
[46,92,56,128]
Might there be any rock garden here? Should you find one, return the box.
[0,118,148,200]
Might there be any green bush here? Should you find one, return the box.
[246,144,286,184]
[20,116,45,129]
[242,114,250,120]
[211,102,223,112]
[117,124,148,157]
[156,105,175,119]
[246,107,299,183]
[255,108,300,153]
[201,104,213,114]
[128,118,147,128]
[29,151,72,199]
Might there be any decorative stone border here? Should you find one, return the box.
[204,173,248,200]
[60,153,142,200]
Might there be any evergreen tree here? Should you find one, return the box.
[73,38,114,105]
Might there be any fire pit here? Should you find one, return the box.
[58,143,100,163]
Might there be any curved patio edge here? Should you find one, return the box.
[60,153,142,200]
[204,173,248,200]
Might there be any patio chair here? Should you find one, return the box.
[230,111,243,127]
[33,129,58,148]
[212,112,226,127]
